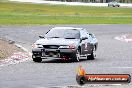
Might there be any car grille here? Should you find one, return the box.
[43,45,60,49]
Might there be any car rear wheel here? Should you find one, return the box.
[87,46,96,60]
[33,57,42,62]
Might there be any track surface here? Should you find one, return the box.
[0,25,132,88]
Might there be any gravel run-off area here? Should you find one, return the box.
[0,38,31,66]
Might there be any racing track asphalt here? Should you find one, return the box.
[0,25,132,88]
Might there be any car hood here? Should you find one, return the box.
[35,38,80,46]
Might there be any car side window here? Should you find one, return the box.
[83,29,90,38]
[80,29,88,38]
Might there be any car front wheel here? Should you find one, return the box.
[71,49,80,62]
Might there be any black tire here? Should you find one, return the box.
[71,49,80,62]
[33,57,42,62]
[87,47,96,60]
[76,75,86,85]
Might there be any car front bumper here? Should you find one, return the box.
[32,48,77,59]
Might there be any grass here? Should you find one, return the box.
[0,2,132,24]
[0,51,5,59]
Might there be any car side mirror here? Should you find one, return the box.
[89,33,95,38]
[81,37,88,40]
[39,35,44,38]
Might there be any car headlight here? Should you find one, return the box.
[32,43,43,48]
[59,44,75,49]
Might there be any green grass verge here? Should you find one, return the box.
[0,2,132,24]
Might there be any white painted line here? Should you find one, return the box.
[15,43,32,56]
[109,67,132,69]
[67,84,122,87]
[9,0,132,7]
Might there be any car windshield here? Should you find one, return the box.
[45,29,80,39]
[112,1,117,3]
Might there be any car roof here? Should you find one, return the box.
[51,27,83,30]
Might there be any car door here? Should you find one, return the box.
[89,33,98,49]
[88,33,95,52]
[80,29,93,55]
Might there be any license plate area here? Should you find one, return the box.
[45,51,58,56]
[41,49,60,57]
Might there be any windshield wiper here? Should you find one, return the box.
[65,38,76,39]
[50,37,60,38]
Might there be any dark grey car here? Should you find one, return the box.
[32,27,98,62]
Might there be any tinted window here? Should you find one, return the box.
[45,29,80,39]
